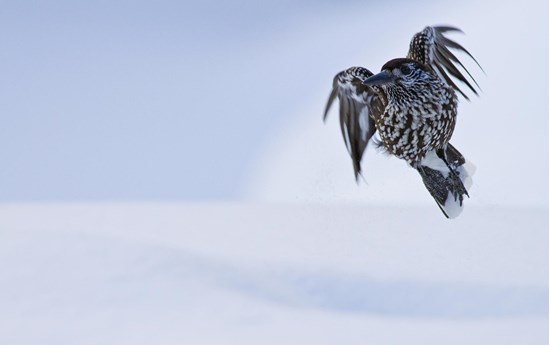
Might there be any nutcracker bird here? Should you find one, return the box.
[324,26,482,218]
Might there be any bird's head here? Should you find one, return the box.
[362,58,433,89]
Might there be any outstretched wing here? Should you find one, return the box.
[407,26,483,100]
[324,67,385,180]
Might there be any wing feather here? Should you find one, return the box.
[407,26,482,100]
[324,67,384,180]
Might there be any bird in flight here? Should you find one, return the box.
[324,26,482,218]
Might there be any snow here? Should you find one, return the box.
[1,202,547,344]
[0,0,546,343]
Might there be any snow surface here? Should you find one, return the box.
[1,202,547,344]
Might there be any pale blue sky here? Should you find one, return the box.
[0,0,367,201]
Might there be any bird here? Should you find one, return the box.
[323,26,482,218]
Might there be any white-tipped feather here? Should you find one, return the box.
[457,160,476,191]
[442,192,464,219]
[418,150,474,219]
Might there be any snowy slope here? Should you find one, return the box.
[1,203,547,344]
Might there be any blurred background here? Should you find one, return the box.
[1,1,548,344]
[0,0,547,207]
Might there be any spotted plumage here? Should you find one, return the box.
[324,26,481,218]
[372,58,457,164]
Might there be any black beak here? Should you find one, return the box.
[362,70,394,86]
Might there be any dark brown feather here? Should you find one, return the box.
[407,26,482,100]
[324,67,383,180]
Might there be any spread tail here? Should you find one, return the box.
[416,145,475,218]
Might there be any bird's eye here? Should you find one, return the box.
[400,65,411,74]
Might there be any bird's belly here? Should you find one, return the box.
[376,113,455,163]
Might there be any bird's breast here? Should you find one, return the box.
[375,99,456,163]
